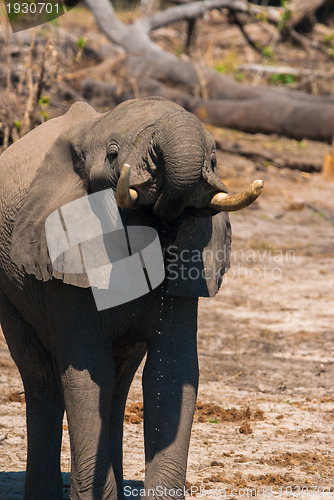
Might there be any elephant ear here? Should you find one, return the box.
[10,133,91,287]
[166,212,231,297]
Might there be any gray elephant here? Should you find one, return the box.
[0,97,262,500]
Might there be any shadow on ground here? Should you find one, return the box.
[0,472,144,500]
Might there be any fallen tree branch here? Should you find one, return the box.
[238,63,334,80]
[229,11,262,55]
[81,73,334,142]
[140,0,282,33]
[84,0,283,54]
[288,0,328,29]
[82,0,334,142]
[285,25,333,57]
[215,138,324,172]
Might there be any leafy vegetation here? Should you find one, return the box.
[270,73,296,85]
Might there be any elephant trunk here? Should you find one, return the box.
[115,109,264,215]
[152,111,205,220]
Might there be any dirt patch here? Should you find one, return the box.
[262,452,334,474]
[4,392,25,404]
[125,402,265,426]
[194,403,264,424]
[124,403,144,424]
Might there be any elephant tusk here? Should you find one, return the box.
[116,164,139,209]
[209,180,264,212]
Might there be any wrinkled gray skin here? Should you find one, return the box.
[0,97,231,500]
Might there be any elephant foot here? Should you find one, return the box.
[24,476,63,500]
[68,472,118,500]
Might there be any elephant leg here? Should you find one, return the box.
[0,291,64,500]
[56,357,117,500]
[49,311,117,500]
[142,296,199,500]
[109,341,147,500]
[24,365,64,500]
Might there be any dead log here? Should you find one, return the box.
[214,138,325,172]
[238,63,334,80]
[82,0,334,142]
[81,73,334,143]
[288,0,329,30]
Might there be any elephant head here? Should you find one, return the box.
[10,97,262,298]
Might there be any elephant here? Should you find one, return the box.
[0,96,263,500]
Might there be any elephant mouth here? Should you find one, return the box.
[153,193,186,220]
[116,164,264,219]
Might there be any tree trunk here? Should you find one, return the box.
[140,0,159,16]
[82,0,334,142]
[289,0,329,29]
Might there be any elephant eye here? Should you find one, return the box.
[211,153,217,170]
[107,144,119,162]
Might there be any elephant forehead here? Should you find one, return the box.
[106,97,188,131]
[85,97,205,152]
[87,113,154,147]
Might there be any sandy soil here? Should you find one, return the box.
[1,156,333,500]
